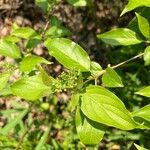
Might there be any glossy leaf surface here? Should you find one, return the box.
[97,28,142,46]
[102,67,123,87]
[76,107,105,145]
[121,0,150,16]
[45,38,90,71]
[81,86,137,130]
[11,75,51,101]
[136,13,150,39]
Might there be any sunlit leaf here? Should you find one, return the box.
[0,72,10,91]
[134,143,148,150]
[45,38,90,71]
[132,104,150,122]
[121,0,150,16]
[102,67,123,87]
[136,86,150,97]
[135,13,150,39]
[11,75,51,101]
[12,27,39,39]
[144,46,150,65]
[81,86,137,130]
[0,40,21,58]
[20,55,51,72]
[76,107,105,145]
[97,28,143,46]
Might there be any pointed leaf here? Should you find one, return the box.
[0,109,28,135]
[90,61,102,76]
[11,75,51,101]
[132,104,150,122]
[134,143,148,150]
[0,72,10,91]
[20,55,51,72]
[39,66,56,86]
[12,27,39,39]
[45,26,71,38]
[135,13,150,39]
[102,67,123,87]
[144,46,150,65]
[67,0,92,7]
[35,126,51,150]
[69,94,80,111]
[35,0,49,12]
[45,38,90,71]
[121,0,150,16]
[97,28,142,46]
[136,86,150,97]
[81,86,137,130]
[76,107,105,146]
[0,40,21,58]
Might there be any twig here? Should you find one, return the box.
[84,53,144,84]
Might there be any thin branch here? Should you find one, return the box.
[95,52,144,79]
[84,53,144,85]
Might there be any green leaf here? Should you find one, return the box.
[134,143,148,150]
[26,38,42,50]
[136,86,150,97]
[81,86,137,130]
[69,94,80,111]
[97,28,143,46]
[39,66,56,86]
[102,67,123,87]
[67,0,91,7]
[0,40,21,58]
[132,104,150,122]
[45,38,90,71]
[20,55,51,72]
[0,72,10,91]
[45,26,71,38]
[144,46,150,65]
[135,13,150,39]
[90,61,102,76]
[121,0,150,16]
[0,109,28,135]
[11,75,51,101]
[12,27,39,39]
[76,107,105,146]
[35,0,49,12]
[3,35,20,43]
[35,126,51,150]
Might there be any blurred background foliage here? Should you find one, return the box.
[0,0,150,149]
